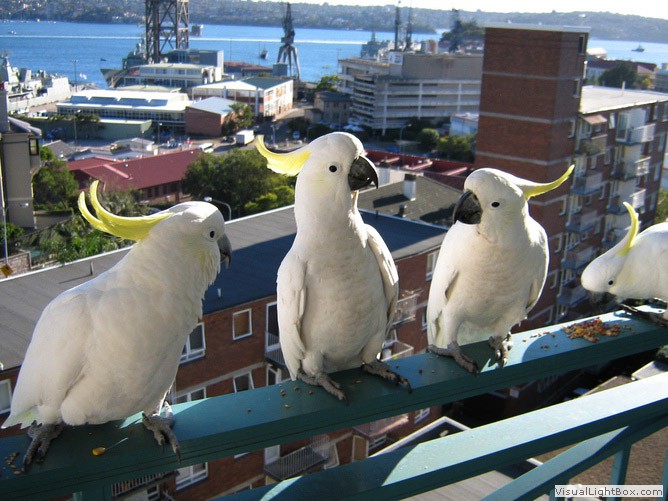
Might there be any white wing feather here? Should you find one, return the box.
[276,252,307,380]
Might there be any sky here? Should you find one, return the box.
[293,0,668,21]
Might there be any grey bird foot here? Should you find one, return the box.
[428,343,479,373]
[488,335,513,367]
[621,304,668,327]
[142,402,180,460]
[23,422,64,470]
[362,359,412,393]
[298,369,347,401]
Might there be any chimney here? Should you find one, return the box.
[0,82,10,133]
[403,173,417,201]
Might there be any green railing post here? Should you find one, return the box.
[72,485,113,501]
[609,445,631,501]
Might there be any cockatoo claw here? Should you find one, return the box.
[142,403,180,461]
[298,369,347,402]
[23,422,64,471]
[428,344,479,374]
[362,359,412,393]
[488,335,512,367]
[621,304,668,327]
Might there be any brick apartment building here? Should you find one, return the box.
[0,204,447,498]
[475,24,668,328]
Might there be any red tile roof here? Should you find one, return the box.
[68,149,203,191]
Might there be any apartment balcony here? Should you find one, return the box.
[393,290,420,326]
[561,243,596,271]
[608,189,646,214]
[264,441,329,481]
[265,333,285,368]
[2,309,667,500]
[575,133,607,156]
[570,171,603,196]
[616,122,655,144]
[353,413,410,440]
[565,208,598,234]
[611,156,651,181]
[557,282,588,307]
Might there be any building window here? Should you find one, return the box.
[568,119,576,138]
[572,79,581,97]
[0,380,11,414]
[578,35,586,55]
[176,463,208,490]
[426,250,438,279]
[175,386,206,404]
[234,372,255,392]
[233,309,252,340]
[29,137,39,156]
[180,323,205,363]
[267,365,290,386]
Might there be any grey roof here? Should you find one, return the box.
[187,97,236,115]
[580,85,668,115]
[358,176,461,228]
[0,206,445,371]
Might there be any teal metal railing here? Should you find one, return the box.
[1,308,667,500]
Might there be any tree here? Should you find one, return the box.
[33,148,80,210]
[315,75,339,91]
[244,185,295,215]
[183,149,295,217]
[416,128,440,152]
[1,222,24,258]
[656,189,668,223]
[224,102,255,134]
[600,62,638,89]
[437,134,475,162]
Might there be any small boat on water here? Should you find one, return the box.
[632,44,645,52]
[259,48,268,60]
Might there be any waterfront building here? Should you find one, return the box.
[56,89,191,135]
[655,63,668,93]
[191,77,293,118]
[115,62,224,94]
[338,51,482,135]
[0,56,71,113]
[585,58,657,87]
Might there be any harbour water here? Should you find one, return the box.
[1,20,668,88]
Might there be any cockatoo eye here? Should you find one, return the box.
[329,165,338,173]
[491,202,500,207]
[608,279,614,286]
[209,229,216,239]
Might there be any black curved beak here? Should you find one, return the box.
[219,233,232,268]
[453,190,482,225]
[348,156,379,191]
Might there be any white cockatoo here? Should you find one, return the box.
[256,132,410,400]
[427,165,574,372]
[3,181,232,468]
[581,202,668,325]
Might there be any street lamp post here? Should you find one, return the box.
[270,124,277,144]
[203,196,233,221]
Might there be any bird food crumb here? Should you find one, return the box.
[563,318,625,343]
[92,447,106,456]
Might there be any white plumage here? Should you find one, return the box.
[427,166,573,372]
[256,132,409,400]
[581,202,668,322]
[3,181,231,466]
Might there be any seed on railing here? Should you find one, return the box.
[92,447,107,456]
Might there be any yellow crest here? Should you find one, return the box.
[78,180,173,241]
[521,164,575,200]
[618,202,639,256]
[254,135,311,176]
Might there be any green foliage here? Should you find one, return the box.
[244,185,295,215]
[437,134,475,162]
[600,62,638,89]
[224,102,255,134]
[32,151,80,210]
[307,123,334,141]
[287,117,310,136]
[315,75,339,91]
[656,345,668,364]
[656,189,668,223]
[0,222,24,257]
[183,149,295,217]
[416,128,441,152]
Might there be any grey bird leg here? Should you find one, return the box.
[142,401,180,460]
[298,369,347,401]
[22,422,64,470]
[362,359,413,392]
[428,342,479,373]
[622,304,668,327]
[488,334,513,367]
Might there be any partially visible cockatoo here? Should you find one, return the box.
[3,181,232,468]
[427,165,574,372]
[255,132,410,400]
[581,202,668,325]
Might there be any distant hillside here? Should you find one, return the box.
[3,0,668,43]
